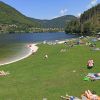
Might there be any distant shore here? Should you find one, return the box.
[0,44,38,66]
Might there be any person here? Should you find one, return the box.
[87,59,94,69]
[82,90,99,100]
[44,54,48,59]
[94,73,100,77]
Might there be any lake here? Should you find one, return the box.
[0,32,77,43]
[0,32,76,43]
[0,32,77,64]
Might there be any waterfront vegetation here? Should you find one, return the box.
[65,4,100,36]
[0,40,100,100]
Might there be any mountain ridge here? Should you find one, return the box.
[0,1,77,33]
[29,15,77,28]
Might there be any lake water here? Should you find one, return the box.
[0,32,77,64]
[0,32,77,43]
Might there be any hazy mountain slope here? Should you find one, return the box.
[30,15,77,28]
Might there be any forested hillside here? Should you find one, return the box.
[30,15,77,28]
[0,1,40,33]
[65,4,100,35]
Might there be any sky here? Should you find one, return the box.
[0,0,100,19]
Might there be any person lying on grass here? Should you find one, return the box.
[81,90,100,100]
[0,70,9,76]
[87,59,94,69]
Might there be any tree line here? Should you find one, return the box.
[65,4,100,36]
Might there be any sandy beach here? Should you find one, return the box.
[0,44,38,66]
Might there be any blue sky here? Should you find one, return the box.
[1,0,100,19]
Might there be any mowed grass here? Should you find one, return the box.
[0,41,100,100]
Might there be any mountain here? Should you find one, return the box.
[30,15,77,28]
[0,1,40,33]
[0,1,40,26]
[0,1,77,33]
[65,4,100,35]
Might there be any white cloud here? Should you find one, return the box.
[91,0,97,5]
[52,16,59,19]
[87,0,98,8]
[60,8,68,16]
[77,13,81,18]
[52,8,68,19]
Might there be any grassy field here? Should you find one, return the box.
[0,41,100,100]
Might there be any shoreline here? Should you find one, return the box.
[0,44,38,66]
[0,36,97,66]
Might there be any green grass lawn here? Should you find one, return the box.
[0,41,100,100]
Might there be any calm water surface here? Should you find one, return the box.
[0,32,77,62]
[0,32,77,43]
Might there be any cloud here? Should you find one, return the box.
[77,13,81,18]
[52,16,59,19]
[87,0,98,8]
[60,8,68,16]
[52,8,68,19]
[91,0,97,5]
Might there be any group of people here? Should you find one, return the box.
[61,90,99,100]
[84,60,100,99]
